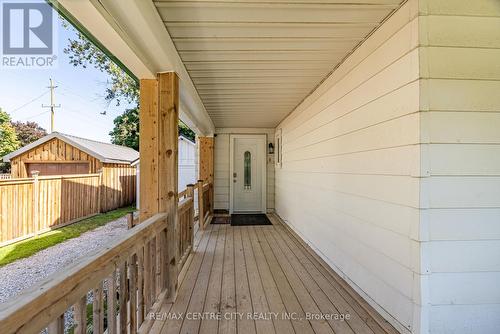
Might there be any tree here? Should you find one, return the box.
[11,121,47,147]
[109,108,139,151]
[62,19,197,150]
[108,109,196,151]
[62,20,138,106]
[179,122,195,142]
[0,109,20,173]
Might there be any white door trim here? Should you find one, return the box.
[229,134,267,214]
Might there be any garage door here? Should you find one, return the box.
[26,162,90,176]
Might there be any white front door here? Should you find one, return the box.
[231,135,266,213]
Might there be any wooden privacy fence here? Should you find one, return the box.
[0,170,136,246]
[100,164,136,212]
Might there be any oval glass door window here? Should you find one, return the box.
[244,151,251,190]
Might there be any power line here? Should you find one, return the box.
[22,111,50,121]
[10,90,49,113]
[63,106,110,130]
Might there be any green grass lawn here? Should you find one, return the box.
[0,206,135,267]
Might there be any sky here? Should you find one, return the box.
[0,7,134,143]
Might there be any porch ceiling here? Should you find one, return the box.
[154,0,404,128]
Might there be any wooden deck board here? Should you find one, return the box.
[234,227,257,334]
[157,216,398,334]
[240,227,276,334]
[219,224,236,334]
[246,222,294,334]
[199,224,227,334]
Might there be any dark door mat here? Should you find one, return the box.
[212,216,231,224]
[230,214,272,226]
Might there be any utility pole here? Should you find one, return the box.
[42,78,61,133]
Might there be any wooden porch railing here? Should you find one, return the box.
[197,179,213,230]
[0,179,213,334]
[177,184,195,272]
[0,213,169,334]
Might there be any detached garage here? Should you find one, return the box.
[2,132,139,211]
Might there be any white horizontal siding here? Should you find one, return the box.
[276,1,420,333]
[419,1,500,333]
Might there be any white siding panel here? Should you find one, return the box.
[427,208,500,241]
[428,144,500,176]
[429,304,500,334]
[430,272,500,305]
[427,240,500,273]
[276,1,420,332]
[418,1,500,333]
[423,79,500,112]
[284,145,420,176]
[421,47,500,80]
[424,112,500,144]
[423,16,500,48]
[275,1,500,333]
[420,0,500,16]
[423,177,500,208]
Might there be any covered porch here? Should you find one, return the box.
[149,216,397,334]
[0,1,499,334]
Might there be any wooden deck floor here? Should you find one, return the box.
[150,214,398,334]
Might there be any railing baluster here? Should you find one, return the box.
[155,233,162,297]
[129,254,138,334]
[151,237,157,301]
[73,295,87,334]
[197,180,204,230]
[137,247,144,326]
[93,283,104,334]
[47,314,64,334]
[107,270,117,334]
[159,227,168,291]
[119,261,128,334]
[143,242,151,311]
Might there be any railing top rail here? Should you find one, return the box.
[0,212,168,334]
[178,188,188,198]
[178,197,194,213]
[0,173,101,185]
[38,173,101,180]
[0,178,35,185]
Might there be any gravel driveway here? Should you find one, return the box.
[0,215,130,304]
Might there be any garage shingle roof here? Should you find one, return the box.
[2,132,139,164]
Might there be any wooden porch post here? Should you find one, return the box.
[139,72,179,301]
[158,72,179,301]
[198,136,214,222]
[198,137,214,183]
[139,79,159,222]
